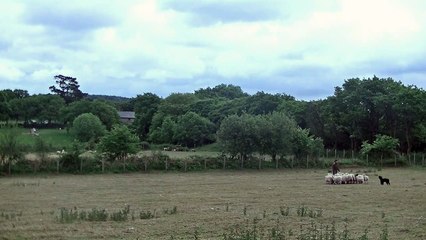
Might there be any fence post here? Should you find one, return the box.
[306,155,309,168]
[223,157,226,169]
[165,159,168,171]
[102,160,105,173]
[258,157,261,170]
[326,149,329,158]
[56,159,59,174]
[204,159,207,170]
[334,149,337,158]
[414,152,416,166]
[343,150,346,159]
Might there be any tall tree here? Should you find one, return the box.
[49,75,86,104]
[174,112,215,147]
[133,93,161,140]
[217,114,258,167]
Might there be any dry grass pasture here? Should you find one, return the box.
[0,168,425,239]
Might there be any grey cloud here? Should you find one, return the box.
[379,61,426,76]
[163,0,283,26]
[0,39,12,52]
[24,4,116,32]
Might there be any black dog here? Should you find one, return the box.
[378,176,390,185]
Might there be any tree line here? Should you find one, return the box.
[1,75,425,158]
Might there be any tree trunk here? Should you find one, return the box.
[240,154,244,169]
[306,155,309,168]
[405,126,412,155]
[272,154,278,169]
[258,157,261,170]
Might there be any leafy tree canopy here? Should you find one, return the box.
[49,75,87,104]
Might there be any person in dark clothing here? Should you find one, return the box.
[332,159,340,175]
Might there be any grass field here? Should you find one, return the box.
[0,128,74,151]
[0,168,425,239]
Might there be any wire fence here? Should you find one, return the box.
[1,150,425,175]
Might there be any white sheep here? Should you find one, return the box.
[325,174,333,184]
[363,174,369,184]
[332,174,343,184]
[325,173,369,185]
[356,174,365,184]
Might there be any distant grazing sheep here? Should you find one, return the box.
[325,172,369,185]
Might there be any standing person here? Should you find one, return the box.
[332,159,340,175]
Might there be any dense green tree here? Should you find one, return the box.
[89,100,120,130]
[60,99,119,129]
[37,95,65,124]
[277,95,307,128]
[195,84,248,99]
[147,93,197,140]
[98,125,140,161]
[148,116,176,144]
[60,100,92,125]
[261,112,297,165]
[393,85,426,153]
[245,92,281,115]
[71,113,105,142]
[133,93,161,140]
[361,134,399,166]
[209,97,247,125]
[6,94,64,124]
[49,75,86,104]
[174,112,215,147]
[217,114,258,167]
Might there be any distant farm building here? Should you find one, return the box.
[118,111,135,124]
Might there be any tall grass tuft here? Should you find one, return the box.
[140,209,156,219]
[379,224,389,240]
[279,206,290,216]
[87,208,108,221]
[57,207,78,223]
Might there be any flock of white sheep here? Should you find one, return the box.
[325,173,369,184]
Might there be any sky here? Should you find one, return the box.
[0,0,425,100]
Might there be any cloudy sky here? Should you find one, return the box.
[0,0,425,100]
